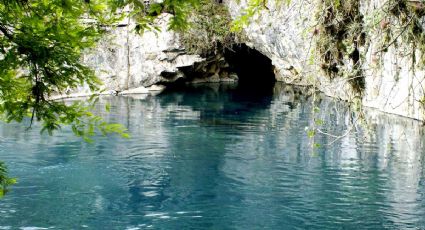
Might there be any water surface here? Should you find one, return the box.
[1,83,425,229]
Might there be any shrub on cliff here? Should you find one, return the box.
[178,0,239,56]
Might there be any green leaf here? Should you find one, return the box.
[315,119,324,126]
[307,130,316,138]
[0,161,15,198]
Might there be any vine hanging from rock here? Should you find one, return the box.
[376,0,425,69]
[314,0,366,95]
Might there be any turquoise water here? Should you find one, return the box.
[1,83,425,229]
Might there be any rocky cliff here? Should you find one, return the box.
[81,0,425,120]
[78,13,236,97]
[80,14,203,96]
[226,0,425,120]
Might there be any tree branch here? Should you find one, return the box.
[0,24,13,40]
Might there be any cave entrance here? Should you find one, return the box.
[224,43,276,90]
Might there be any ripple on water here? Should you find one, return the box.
[1,85,425,229]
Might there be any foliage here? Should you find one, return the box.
[231,0,291,32]
[0,0,203,138]
[179,0,238,55]
[4,0,423,197]
[231,0,268,31]
[0,162,16,197]
[376,0,425,116]
[130,0,200,32]
[0,0,133,195]
[0,0,130,138]
[314,0,365,94]
[0,0,205,196]
[376,0,425,68]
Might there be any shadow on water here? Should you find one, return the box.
[0,83,425,229]
[160,83,279,132]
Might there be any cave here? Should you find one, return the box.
[224,43,276,90]
[163,43,276,95]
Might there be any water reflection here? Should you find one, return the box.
[0,83,424,229]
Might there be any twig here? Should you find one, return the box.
[374,16,413,54]
[317,116,359,146]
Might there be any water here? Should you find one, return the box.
[1,83,425,229]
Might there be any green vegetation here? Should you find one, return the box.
[375,0,425,112]
[0,162,16,197]
[231,0,269,32]
[380,0,425,63]
[0,0,200,196]
[0,0,200,140]
[179,0,237,56]
[315,0,365,95]
[2,0,425,195]
[0,0,115,195]
[0,0,128,139]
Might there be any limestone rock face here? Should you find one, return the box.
[79,2,425,120]
[82,13,204,94]
[225,0,317,86]
[360,0,425,120]
[225,0,425,120]
[79,12,236,97]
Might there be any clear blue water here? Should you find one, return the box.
[1,83,425,229]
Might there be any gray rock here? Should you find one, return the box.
[82,13,204,93]
[225,0,425,120]
[79,2,425,120]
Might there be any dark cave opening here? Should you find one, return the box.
[163,43,276,97]
[224,43,276,89]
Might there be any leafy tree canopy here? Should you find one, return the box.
[0,0,203,196]
[0,0,201,138]
[0,0,265,196]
